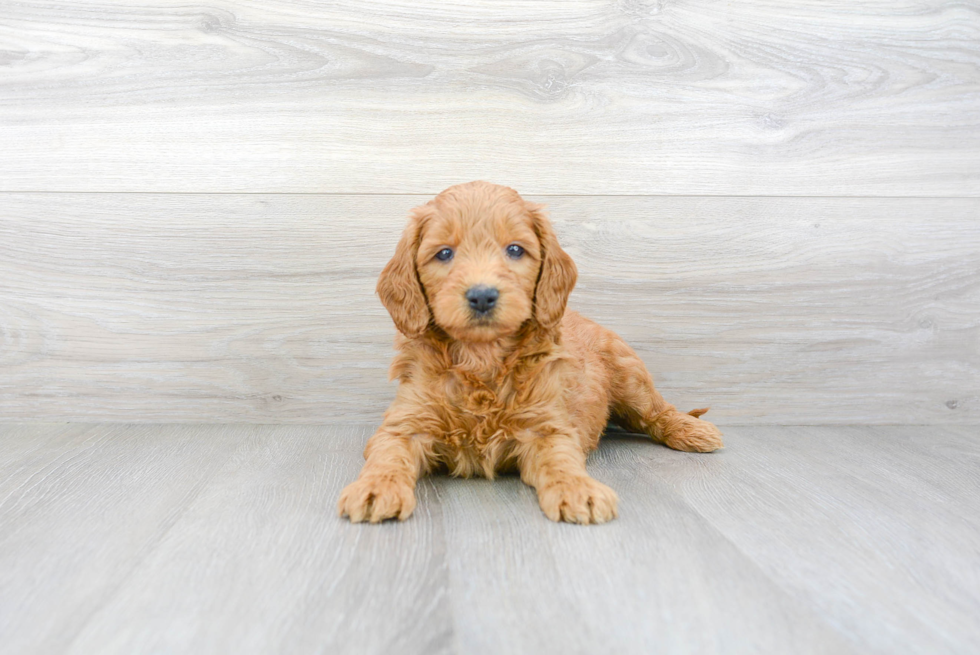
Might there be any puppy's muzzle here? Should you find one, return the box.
[465,285,499,317]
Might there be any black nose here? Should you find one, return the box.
[466,285,499,314]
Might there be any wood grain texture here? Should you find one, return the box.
[2,193,977,424]
[435,451,855,655]
[63,425,453,655]
[0,424,249,654]
[641,425,980,654]
[2,423,979,654]
[1,0,978,194]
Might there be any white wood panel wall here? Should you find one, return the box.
[1,0,978,194]
[1,1,978,424]
[1,194,977,424]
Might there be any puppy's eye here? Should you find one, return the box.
[435,247,454,262]
[505,244,525,259]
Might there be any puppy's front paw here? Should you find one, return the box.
[662,411,724,453]
[537,476,619,524]
[337,475,416,523]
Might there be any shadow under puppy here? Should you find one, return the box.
[339,181,723,524]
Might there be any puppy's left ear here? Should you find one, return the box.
[377,206,432,337]
[528,202,577,329]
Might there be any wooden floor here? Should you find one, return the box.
[2,423,978,654]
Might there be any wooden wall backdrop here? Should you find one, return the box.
[1,1,978,424]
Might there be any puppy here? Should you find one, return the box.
[339,181,723,524]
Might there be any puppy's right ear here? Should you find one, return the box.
[377,206,432,337]
[527,202,577,329]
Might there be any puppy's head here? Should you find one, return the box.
[377,181,576,342]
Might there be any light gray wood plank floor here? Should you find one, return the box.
[1,423,977,654]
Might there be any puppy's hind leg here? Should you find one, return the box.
[605,337,723,453]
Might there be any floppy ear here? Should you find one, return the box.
[528,203,577,329]
[377,207,432,337]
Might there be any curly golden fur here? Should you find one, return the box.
[338,181,723,524]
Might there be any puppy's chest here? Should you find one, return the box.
[436,372,524,475]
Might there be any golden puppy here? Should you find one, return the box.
[339,181,723,524]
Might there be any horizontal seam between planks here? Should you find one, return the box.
[2,192,980,199]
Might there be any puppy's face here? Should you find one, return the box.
[377,182,577,342]
[416,199,539,341]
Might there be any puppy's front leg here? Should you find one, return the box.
[518,435,619,524]
[338,427,429,523]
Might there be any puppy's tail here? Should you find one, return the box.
[687,407,710,419]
